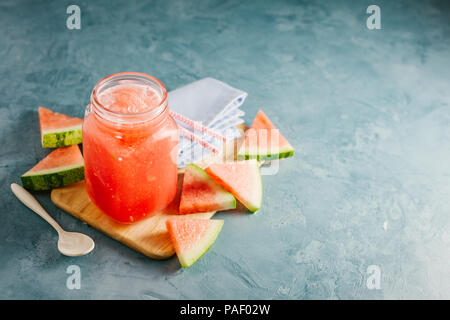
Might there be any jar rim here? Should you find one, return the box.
[90,72,168,124]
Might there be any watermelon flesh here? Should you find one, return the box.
[179,163,236,214]
[237,109,294,161]
[166,218,224,268]
[205,160,262,212]
[21,145,85,191]
[39,107,83,148]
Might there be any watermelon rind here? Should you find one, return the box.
[179,220,224,268]
[237,145,294,161]
[21,164,84,191]
[242,160,262,213]
[41,125,83,148]
[167,219,224,268]
[179,163,236,214]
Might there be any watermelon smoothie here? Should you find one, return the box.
[83,72,178,223]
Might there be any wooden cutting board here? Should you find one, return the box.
[51,126,246,260]
[51,175,215,260]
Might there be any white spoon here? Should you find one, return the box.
[11,183,95,257]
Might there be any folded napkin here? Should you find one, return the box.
[168,78,247,167]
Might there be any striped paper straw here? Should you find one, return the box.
[178,126,220,154]
[170,110,227,143]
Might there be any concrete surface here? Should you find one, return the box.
[1,0,450,299]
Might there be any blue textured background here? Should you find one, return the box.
[1,0,450,299]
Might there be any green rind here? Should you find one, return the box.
[185,163,236,211]
[227,197,237,210]
[178,220,224,268]
[237,147,295,161]
[42,128,83,148]
[21,165,85,191]
[244,162,262,213]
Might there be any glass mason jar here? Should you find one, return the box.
[83,72,178,223]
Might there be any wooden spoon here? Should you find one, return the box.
[11,183,95,256]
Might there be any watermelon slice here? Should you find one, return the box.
[21,145,85,191]
[179,163,236,214]
[205,160,262,212]
[237,109,294,161]
[166,218,224,268]
[39,106,83,148]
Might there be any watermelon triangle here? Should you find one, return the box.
[179,163,236,214]
[238,109,294,161]
[21,145,85,191]
[38,107,83,148]
[166,218,224,268]
[205,160,262,212]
